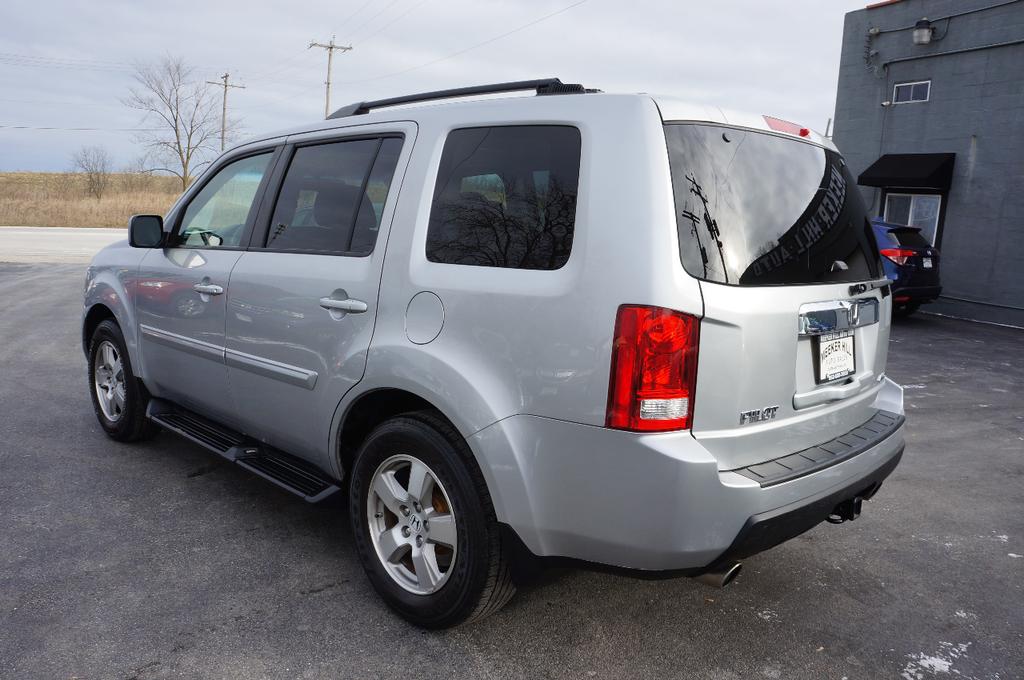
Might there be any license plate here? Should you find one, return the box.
[816,331,855,383]
[922,258,933,268]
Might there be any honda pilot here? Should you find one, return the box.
[82,79,905,628]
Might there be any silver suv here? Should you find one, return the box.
[83,79,905,628]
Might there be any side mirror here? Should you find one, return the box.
[129,214,165,248]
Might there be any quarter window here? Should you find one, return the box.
[426,125,581,270]
[177,152,274,248]
[267,137,403,255]
[893,80,930,104]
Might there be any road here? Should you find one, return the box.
[0,226,125,263]
[1,261,1021,679]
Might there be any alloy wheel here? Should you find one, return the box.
[93,340,126,422]
[367,454,458,595]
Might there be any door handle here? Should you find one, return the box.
[319,296,368,314]
[193,283,224,295]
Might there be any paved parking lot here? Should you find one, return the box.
[1,261,1021,679]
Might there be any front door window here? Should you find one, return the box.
[176,153,274,248]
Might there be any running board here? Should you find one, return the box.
[146,399,340,503]
[235,451,339,503]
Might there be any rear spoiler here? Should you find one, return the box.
[872,220,922,233]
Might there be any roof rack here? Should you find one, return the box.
[327,78,596,119]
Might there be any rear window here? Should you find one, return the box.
[665,124,880,286]
[426,125,581,270]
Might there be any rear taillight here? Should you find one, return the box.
[880,248,916,265]
[606,305,700,432]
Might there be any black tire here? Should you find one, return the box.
[348,411,515,628]
[87,319,158,442]
[894,302,920,318]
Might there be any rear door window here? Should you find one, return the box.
[664,124,880,286]
[266,137,402,255]
[426,125,581,270]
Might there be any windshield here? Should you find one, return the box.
[664,123,880,286]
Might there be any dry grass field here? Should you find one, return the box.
[0,172,183,228]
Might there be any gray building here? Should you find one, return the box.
[833,0,1024,326]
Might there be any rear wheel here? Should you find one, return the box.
[348,412,515,628]
[894,302,921,318]
[88,320,157,442]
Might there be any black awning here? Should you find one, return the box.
[857,153,956,190]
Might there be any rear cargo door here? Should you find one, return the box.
[663,123,892,470]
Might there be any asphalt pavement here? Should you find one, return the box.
[0,226,125,263]
[0,258,1021,679]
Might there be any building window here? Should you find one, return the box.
[893,80,930,104]
[884,193,941,244]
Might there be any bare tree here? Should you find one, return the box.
[72,146,112,199]
[123,57,222,190]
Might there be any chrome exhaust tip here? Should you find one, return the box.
[693,561,742,588]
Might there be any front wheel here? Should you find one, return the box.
[348,412,515,628]
[88,320,157,442]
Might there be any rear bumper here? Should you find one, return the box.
[892,284,942,303]
[710,443,902,566]
[470,377,905,571]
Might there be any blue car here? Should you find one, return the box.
[871,218,942,317]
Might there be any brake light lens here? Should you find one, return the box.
[880,247,916,265]
[764,115,811,138]
[606,305,700,432]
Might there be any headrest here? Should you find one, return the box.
[312,182,362,227]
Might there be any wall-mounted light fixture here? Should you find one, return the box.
[913,18,934,45]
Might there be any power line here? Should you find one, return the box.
[355,0,428,47]
[309,36,353,118]
[188,2,413,86]
[345,0,404,41]
[0,51,132,66]
[336,0,588,85]
[0,52,134,73]
[0,97,118,108]
[241,60,322,88]
[0,124,160,131]
[242,49,317,82]
[336,0,375,32]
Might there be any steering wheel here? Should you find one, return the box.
[190,229,224,247]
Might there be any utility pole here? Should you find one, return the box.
[206,72,245,151]
[309,35,352,118]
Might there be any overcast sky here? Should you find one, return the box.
[0,0,870,172]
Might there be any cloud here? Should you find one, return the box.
[0,0,867,170]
